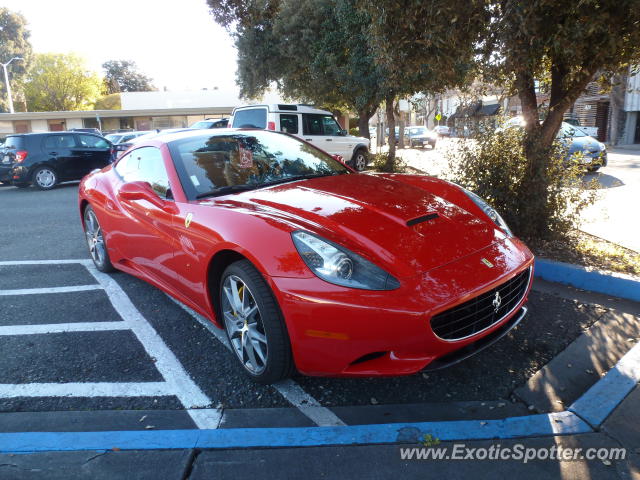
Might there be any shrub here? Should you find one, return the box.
[370,152,407,173]
[444,127,599,242]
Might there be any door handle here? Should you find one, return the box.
[325,139,333,142]
[305,138,313,141]
[49,152,57,155]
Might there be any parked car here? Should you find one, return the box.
[1,132,114,190]
[503,118,607,171]
[79,129,533,383]
[69,128,103,136]
[558,123,607,172]
[230,104,370,171]
[407,126,437,149]
[105,131,152,145]
[190,118,229,129]
[564,116,598,138]
[433,125,450,137]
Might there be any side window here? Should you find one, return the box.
[279,114,299,134]
[232,108,267,129]
[303,114,324,135]
[78,134,109,149]
[115,147,172,199]
[321,115,342,136]
[43,135,75,150]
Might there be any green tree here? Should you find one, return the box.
[209,0,386,139]
[357,0,487,169]
[0,7,33,112]
[23,53,103,111]
[102,60,156,93]
[482,0,640,238]
[361,0,640,238]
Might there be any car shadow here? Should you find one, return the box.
[582,172,625,189]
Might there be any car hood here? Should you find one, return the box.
[217,173,499,277]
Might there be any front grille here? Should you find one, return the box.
[430,267,531,341]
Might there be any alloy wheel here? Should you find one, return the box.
[354,152,366,171]
[84,208,106,267]
[221,275,269,374]
[35,168,56,189]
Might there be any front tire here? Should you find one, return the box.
[32,166,58,190]
[220,260,293,383]
[83,205,115,272]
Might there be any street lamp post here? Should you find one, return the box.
[2,57,23,114]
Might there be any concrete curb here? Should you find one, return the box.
[534,258,640,302]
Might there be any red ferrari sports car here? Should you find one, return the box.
[79,129,534,383]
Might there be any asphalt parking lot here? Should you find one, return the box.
[0,182,617,430]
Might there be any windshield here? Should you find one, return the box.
[409,127,427,136]
[169,131,350,199]
[558,123,588,138]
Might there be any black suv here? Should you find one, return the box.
[0,132,114,190]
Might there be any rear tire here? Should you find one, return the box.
[32,166,58,190]
[220,260,293,383]
[351,148,368,171]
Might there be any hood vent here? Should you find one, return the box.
[407,213,439,227]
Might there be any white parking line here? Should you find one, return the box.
[0,321,128,336]
[0,260,90,266]
[167,295,347,427]
[0,382,173,398]
[0,285,102,296]
[85,264,218,428]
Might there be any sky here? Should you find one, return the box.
[2,0,239,92]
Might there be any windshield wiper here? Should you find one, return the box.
[259,172,340,188]
[195,173,341,199]
[196,184,259,199]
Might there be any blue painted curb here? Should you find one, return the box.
[0,411,590,453]
[569,342,640,427]
[534,258,640,302]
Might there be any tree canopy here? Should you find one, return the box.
[102,60,156,93]
[23,53,103,111]
[0,7,33,112]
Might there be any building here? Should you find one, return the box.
[622,69,640,145]
[0,89,288,135]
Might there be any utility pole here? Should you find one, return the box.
[2,57,23,114]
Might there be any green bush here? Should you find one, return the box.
[370,152,407,173]
[444,127,599,241]
[349,127,360,136]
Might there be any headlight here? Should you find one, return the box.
[462,189,513,237]
[291,231,400,290]
[598,142,606,151]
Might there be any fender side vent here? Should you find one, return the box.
[407,213,439,227]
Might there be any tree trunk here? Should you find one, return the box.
[398,112,405,149]
[515,67,597,239]
[357,108,373,139]
[385,95,396,171]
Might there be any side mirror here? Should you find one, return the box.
[118,181,167,210]
[339,129,348,136]
[115,143,130,152]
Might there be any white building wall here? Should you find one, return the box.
[66,118,83,129]
[624,69,640,112]
[30,119,48,132]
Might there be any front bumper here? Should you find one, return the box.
[271,238,534,377]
